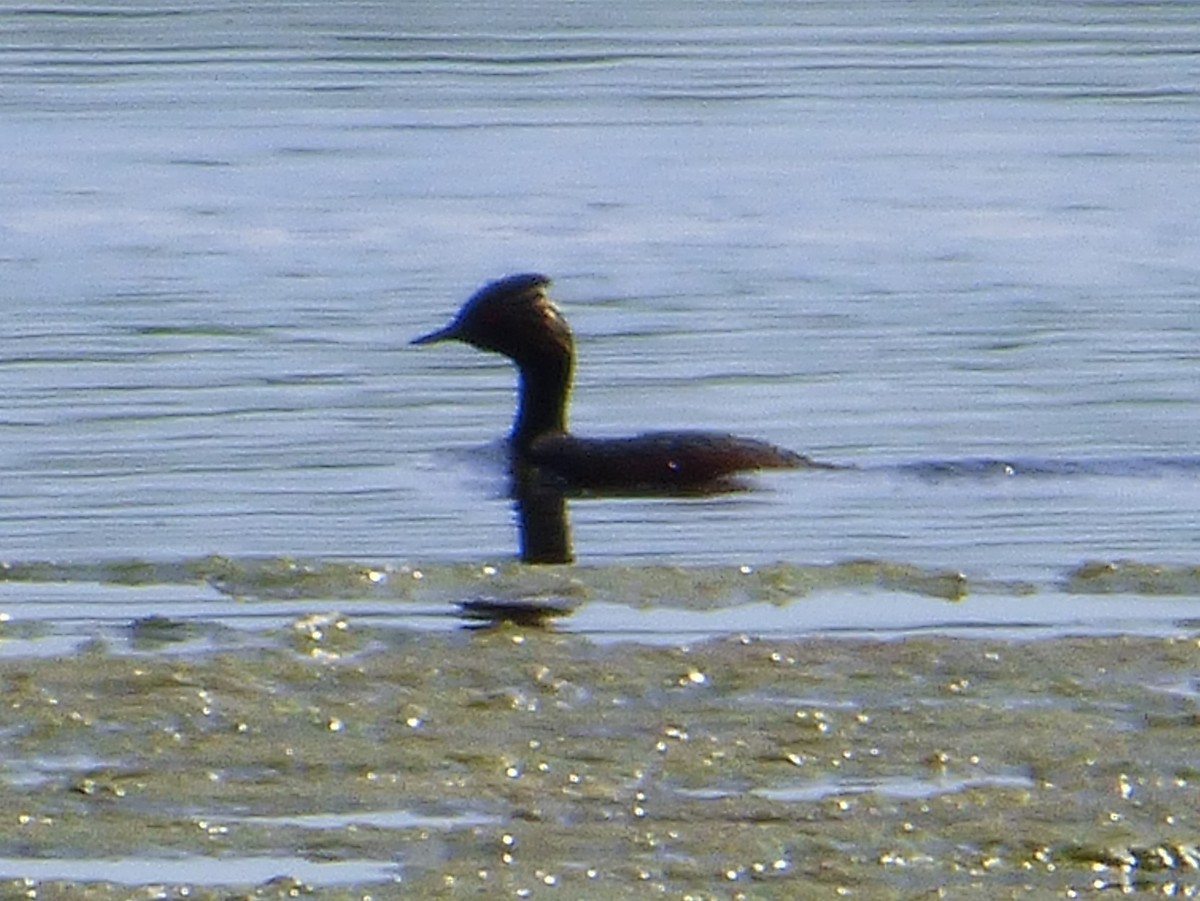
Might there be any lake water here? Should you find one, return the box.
[3,2,1200,894]
[3,3,1200,631]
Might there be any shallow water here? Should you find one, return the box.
[4,0,1199,573]
[2,0,1200,894]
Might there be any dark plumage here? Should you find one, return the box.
[413,274,821,489]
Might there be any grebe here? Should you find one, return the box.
[413,274,822,489]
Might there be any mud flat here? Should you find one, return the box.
[0,622,1196,899]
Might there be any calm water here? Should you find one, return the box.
[3,1,1200,626]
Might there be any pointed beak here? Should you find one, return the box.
[411,321,461,346]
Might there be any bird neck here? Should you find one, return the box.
[512,355,572,452]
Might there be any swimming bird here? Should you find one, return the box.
[413,274,822,490]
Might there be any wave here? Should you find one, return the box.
[877,455,1200,480]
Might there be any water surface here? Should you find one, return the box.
[1,1,1199,892]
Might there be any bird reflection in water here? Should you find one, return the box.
[414,274,832,565]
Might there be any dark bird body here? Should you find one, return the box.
[413,274,822,490]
